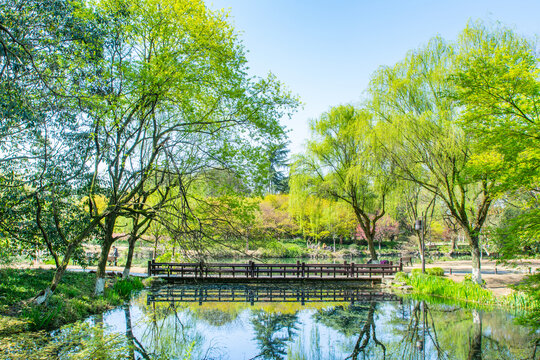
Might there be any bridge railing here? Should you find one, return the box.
[147,285,401,304]
[147,260,401,279]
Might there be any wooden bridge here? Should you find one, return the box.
[147,284,400,305]
[147,260,402,282]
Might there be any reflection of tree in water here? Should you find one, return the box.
[314,302,386,360]
[124,305,146,359]
[390,300,540,360]
[194,308,240,327]
[138,302,222,360]
[467,309,482,360]
[314,303,371,336]
[396,301,447,360]
[250,310,299,360]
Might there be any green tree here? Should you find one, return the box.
[369,37,495,283]
[0,0,298,301]
[291,105,394,259]
[267,142,291,194]
[451,22,540,258]
[0,0,110,303]
[83,0,297,295]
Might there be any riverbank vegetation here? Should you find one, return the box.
[392,271,540,325]
[0,269,141,332]
[0,0,538,336]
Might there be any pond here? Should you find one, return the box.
[51,283,538,360]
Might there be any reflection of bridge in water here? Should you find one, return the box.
[147,284,401,305]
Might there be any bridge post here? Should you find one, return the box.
[147,259,154,276]
[351,262,355,278]
[344,261,348,277]
[297,260,300,278]
[302,262,305,278]
[399,258,403,272]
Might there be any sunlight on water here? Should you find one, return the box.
[52,283,539,360]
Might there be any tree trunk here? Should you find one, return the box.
[94,214,117,296]
[94,240,114,296]
[464,230,483,285]
[365,232,378,260]
[34,264,67,305]
[34,240,79,305]
[122,235,137,279]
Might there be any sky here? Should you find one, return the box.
[209,0,540,155]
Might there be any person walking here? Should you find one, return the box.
[112,246,119,267]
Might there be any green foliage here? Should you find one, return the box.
[428,267,444,276]
[22,304,62,331]
[404,272,540,314]
[258,241,310,258]
[0,269,120,330]
[0,316,30,336]
[111,278,144,299]
[53,322,133,360]
[407,273,494,304]
[411,268,422,276]
[394,271,409,283]
[142,276,166,288]
[452,21,540,194]
[290,105,394,259]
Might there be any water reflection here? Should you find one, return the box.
[147,284,399,305]
[44,284,539,360]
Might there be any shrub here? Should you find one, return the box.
[22,303,62,331]
[426,267,444,276]
[283,243,309,258]
[111,277,144,299]
[411,267,444,277]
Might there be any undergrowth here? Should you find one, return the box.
[0,269,145,332]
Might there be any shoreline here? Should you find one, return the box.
[4,258,539,297]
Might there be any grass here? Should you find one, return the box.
[0,268,142,332]
[395,272,540,313]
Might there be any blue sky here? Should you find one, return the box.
[209,0,540,155]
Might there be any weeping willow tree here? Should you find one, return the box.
[290,105,395,260]
[368,36,496,284]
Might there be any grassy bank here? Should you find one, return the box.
[392,272,540,314]
[0,268,143,332]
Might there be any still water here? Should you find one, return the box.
[54,283,538,360]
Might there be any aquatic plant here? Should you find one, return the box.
[403,273,540,312]
[111,277,144,299]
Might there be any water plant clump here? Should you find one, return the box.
[396,272,540,313]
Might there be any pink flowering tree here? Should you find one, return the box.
[356,215,399,250]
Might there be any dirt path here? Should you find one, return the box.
[404,258,540,297]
